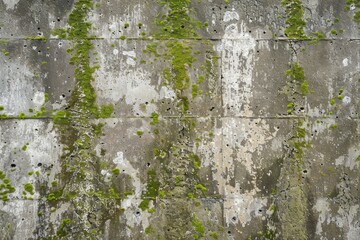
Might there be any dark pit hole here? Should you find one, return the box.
[145,102,148,105]
[249,30,252,33]
[37,163,42,167]
[146,163,150,167]
[232,217,236,221]
[181,25,185,28]
[258,209,262,212]
[303,170,308,174]
[228,231,231,234]
[10,164,16,167]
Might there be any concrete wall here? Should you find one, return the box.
[0,0,359,239]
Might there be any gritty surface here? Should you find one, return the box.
[0,0,359,239]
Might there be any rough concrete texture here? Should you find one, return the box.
[0,0,359,239]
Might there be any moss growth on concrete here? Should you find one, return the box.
[25,36,47,42]
[309,31,325,44]
[155,0,202,39]
[150,112,159,125]
[139,170,160,211]
[112,168,120,175]
[192,215,205,239]
[281,0,308,39]
[166,41,196,90]
[21,144,27,151]
[345,0,360,23]
[24,183,34,195]
[0,172,15,202]
[285,62,309,96]
[300,80,309,95]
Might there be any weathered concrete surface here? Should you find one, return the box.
[0,0,359,239]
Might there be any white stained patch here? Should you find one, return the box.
[123,50,137,66]
[335,146,360,170]
[113,49,119,55]
[222,23,256,116]
[160,86,176,99]
[112,151,149,237]
[224,190,268,227]
[126,58,136,66]
[2,0,20,10]
[95,47,158,109]
[342,96,351,104]
[123,51,136,58]
[343,58,349,67]
[33,91,45,105]
[113,151,141,195]
[223,11,239,22]
[0,59,44,115]
[0,201,38,238]
[313,198,331,236]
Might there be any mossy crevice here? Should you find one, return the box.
[43,0,122,238]
[138,1,219,237]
